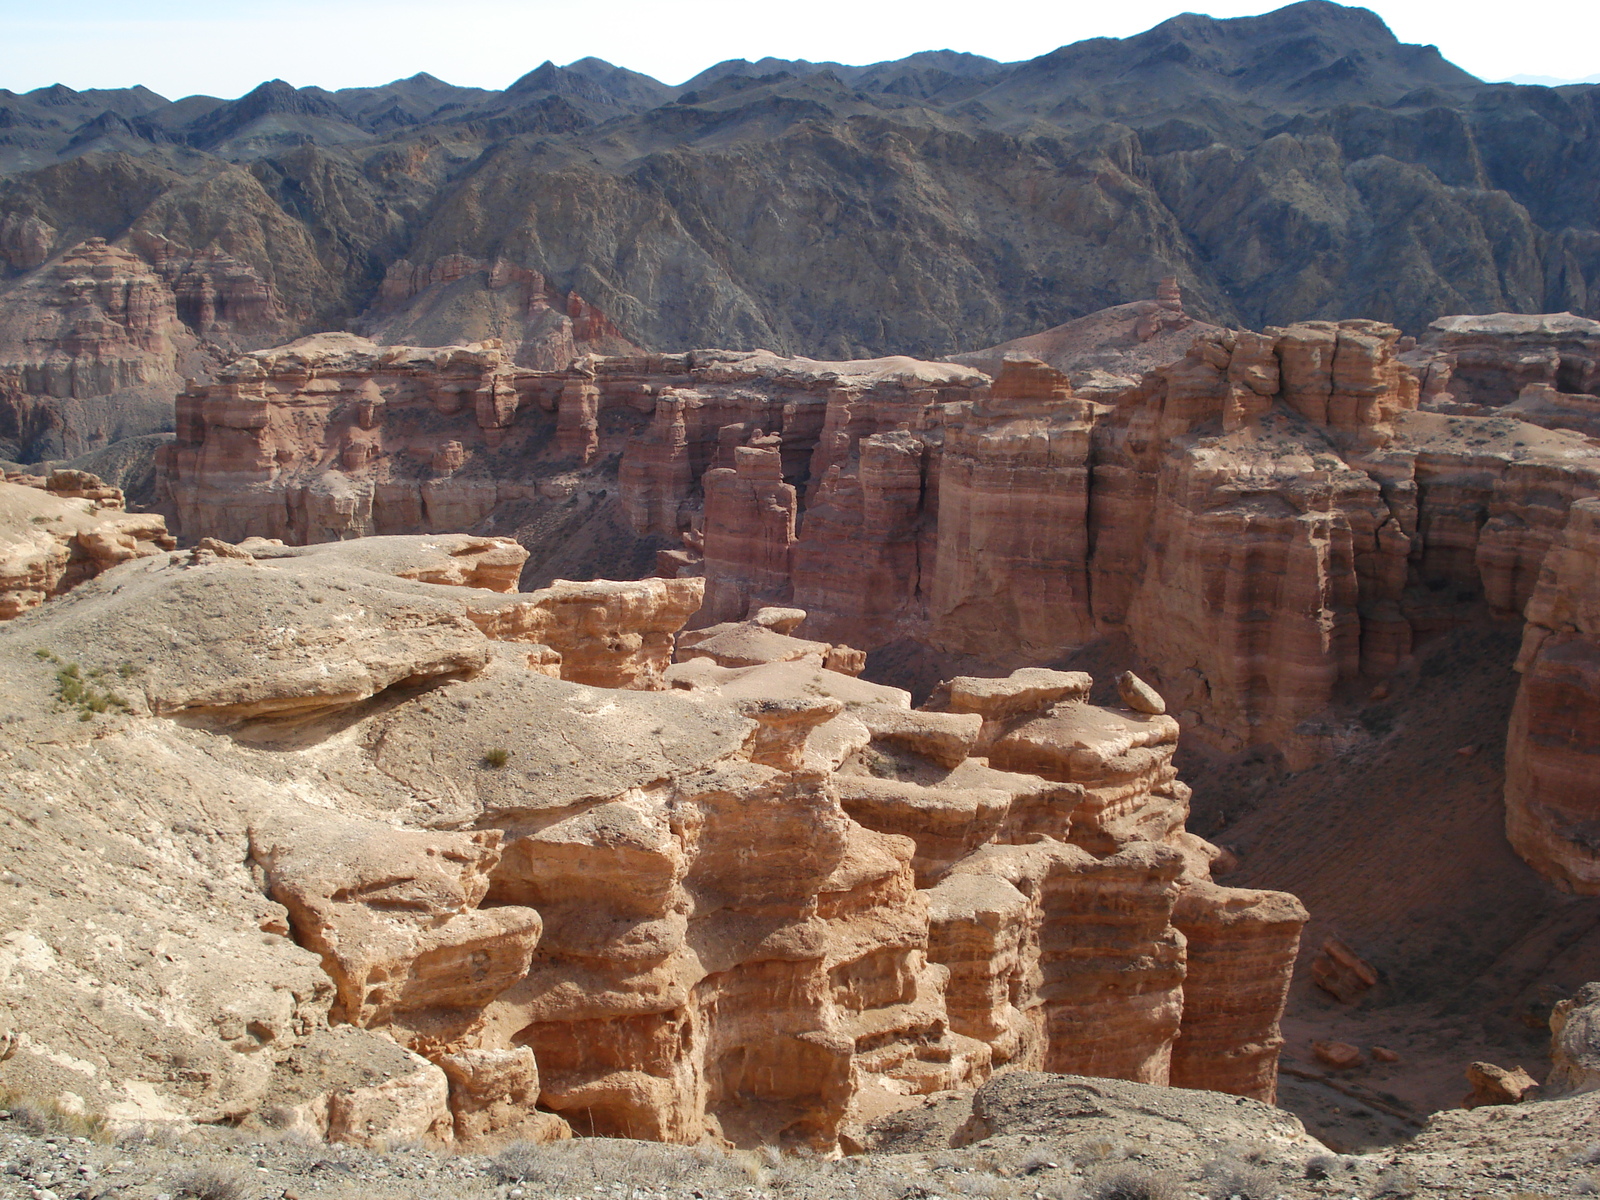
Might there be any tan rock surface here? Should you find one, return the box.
[0,473,173,618]
[0,553,1306,1147]
[1463,1061,1540,1108]
[1547,982,1600,1097]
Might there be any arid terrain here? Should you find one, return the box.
[3,0,1600,1193]
[2,0,1599,462]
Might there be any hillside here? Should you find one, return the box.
[0,2,1595,460]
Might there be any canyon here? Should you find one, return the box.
[2,2,1600,469]
[2,0,1600,1170]
[152,301,1600,901]
[4,301,1600,1163]
[0,530,1305,1152]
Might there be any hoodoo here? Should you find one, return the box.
[0,531,1303,1148]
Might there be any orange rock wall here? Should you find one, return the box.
[1506,498,1600,894]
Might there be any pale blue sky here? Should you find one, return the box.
[1,0,1595,99]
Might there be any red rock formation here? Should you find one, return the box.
[0,523,1311,1147]
[555,377,600,463]
[1463,1062,1541,1107]
[698,435,798,625]
[1168,881,1308,1102]
[161,315,1600,778]
[132,232,282,337]
[0,235,283,459]
[1311,936,1379,1002]
[0,471,174,618]
[466,576,704,689]
[1409,312,1600,431]
[790,430,928,646]
[927,358,1097,657]
[1506,498,1600,893]
[0,213,55,271]
[825,662,1306,1101]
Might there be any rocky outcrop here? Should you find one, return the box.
[1506,499,1600,893]
[1409,312,1600,435]
[948,279,1216,388]
[365,255,641,370]
[1463,1062,1541,1108]
[160,338,988,574]
[0,237,283,462]
[698,436,797,624]
[0,470,173,618]
[163,314,1600,774]
[926,357,1098,657]
[0,534,1304,1150]
[1547,982,1600,1097]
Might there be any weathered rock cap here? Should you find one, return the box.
[242,532,529,593]
[677,622,835,668]
[944,668,1093,722]
[748,605,807,634]
[1117,670,1166,714]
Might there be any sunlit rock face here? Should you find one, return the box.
[0,533,1303,1150]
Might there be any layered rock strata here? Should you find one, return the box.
[164,317,1600,769]
[1506,499,1600,893]
[159,338,989,564]
[0,237,282,462]
[0,533,1304,1151]
[694,320,1600,763]
[1408,312,1600,435]
[365,254,641,370]
[0,470,173,618]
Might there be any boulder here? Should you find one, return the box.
[1547,982,1600,1096]
[1463,1062,1541,1108]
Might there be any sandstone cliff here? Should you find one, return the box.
[0,469,173,618]
[0,533,1303,1149]
[161,313,1600,776]
[1507,499,1600,893]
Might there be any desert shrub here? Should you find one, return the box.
[490,1138,545,1183]
[950,1172,1020,1199]
[1370,1168,1416,1198]
[1086,1166,1183,1200]
[1304,1154,1342,1180]
[4,1096,56,1135]
[492,1137,740,1190]
[41,652,130,719]
[482,747,511,768]
[1203,1157,1278,1200]
[170,1164,247,1200]
[0,1086,106,1139]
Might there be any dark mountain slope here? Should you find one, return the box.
[0,0,1595,364]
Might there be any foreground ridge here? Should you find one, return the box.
[0,527,1302,1149]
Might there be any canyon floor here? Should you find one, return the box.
[1192,622,1600,1151]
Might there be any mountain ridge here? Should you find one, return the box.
[0,0,1596,461]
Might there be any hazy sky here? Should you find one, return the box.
[1,0,1596,99]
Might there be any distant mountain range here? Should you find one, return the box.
[1,0,1596,363]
